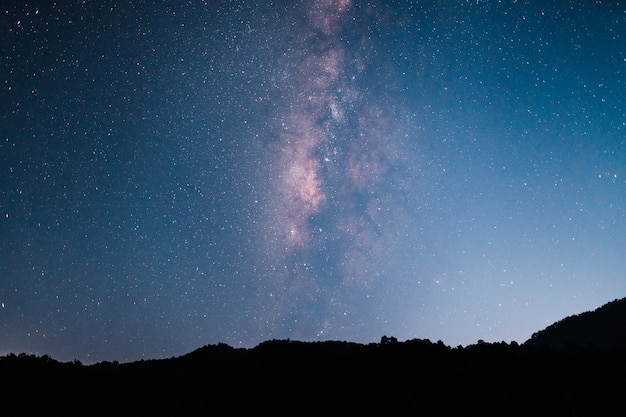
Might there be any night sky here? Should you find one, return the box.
[2,0,625,364]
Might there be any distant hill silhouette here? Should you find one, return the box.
[525,297,626,350]
[4,300,626,415]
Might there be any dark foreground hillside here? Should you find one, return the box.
[2,338,626,416]
[526,297,626,350]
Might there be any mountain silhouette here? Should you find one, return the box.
[3,302,626,415]
[525,297,626,350]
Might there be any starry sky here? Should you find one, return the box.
[2,0,625,364]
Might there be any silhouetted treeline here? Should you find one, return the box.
[527,297,626,350]
[3,338,626,416]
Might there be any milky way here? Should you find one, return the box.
[246,0,422,340]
